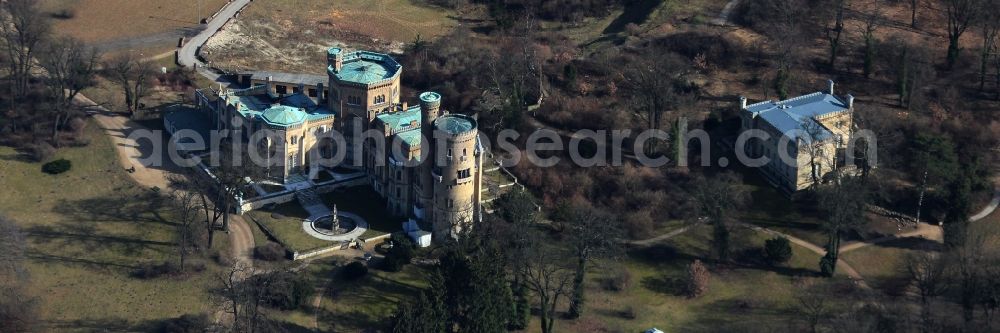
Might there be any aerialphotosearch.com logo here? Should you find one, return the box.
[128,116,877,172]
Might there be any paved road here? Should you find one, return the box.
[178,0,252,69]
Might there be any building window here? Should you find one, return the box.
[308,89,318,97]
[291,136,298,145]
[276,85,287,95]
[458,168,471,179]
[293,86,301,94]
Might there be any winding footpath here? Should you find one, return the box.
[839,184,1000,254]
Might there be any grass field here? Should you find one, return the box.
[542,224,845,332]
[38,0,229,43]
[0,120,223,331]
[316,261,430,332]
[248,203,334,253]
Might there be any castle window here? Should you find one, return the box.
[291,136,297,145]
[458,168,471,179]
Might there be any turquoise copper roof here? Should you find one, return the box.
[435,114,476,135]
[745,92,847,142]
[376,105,421,133]
[394,129,422,148]
[261,105,307,127]
[329,50,400,85]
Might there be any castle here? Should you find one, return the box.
[195,48,484,240]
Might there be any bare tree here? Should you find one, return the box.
[943,0,981,69]
[565,206,622,319]
[624,52,691,156]
[824,0,847,70]
[0,286,39,333]
[902,251,949,333]
[796,286,831,333]
[817,176,869,276]
[861,0,881,78]
[104,52,155,115]
[168,182,205,271]
[948,220,999,329]
[0,216,27,281]
[910,0,920,27]
[978,0,1000,91]
[691,172,749,262]
[39,36,99,143]
[217,262,286,333]
[801,120,838,188]
[515,234,573,333]
[210,144,263,232]
[0,0,50,98]
[0,216,37,333]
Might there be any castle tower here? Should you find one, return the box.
[417,92,441,229]
[431,113,478,240]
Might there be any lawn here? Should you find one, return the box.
[537,224,856,333]
[0,120,224,331]
[841,238,941,295]
[320,186,405,235]
[38,0,230,43]
[248,202,334,254]
[317,261,431,332]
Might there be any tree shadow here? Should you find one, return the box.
[52,193,174,226]
[601,0,663,35]
[26,223,174,257]
[26,251,140,270]
[871,237,942,252]
[43,317,162,332]
[640,275,687,296]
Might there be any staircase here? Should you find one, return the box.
[296,189,330,217]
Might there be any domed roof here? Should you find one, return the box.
[261,105,306,127]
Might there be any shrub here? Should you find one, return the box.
[52,9,76,19]
[764,237,793,265]
[618,305,636,319]
[161,314,211,333]
[263,272,313,310]
[383,234,414,272]
[602,269,632,292]
[341,261,368,281]
[133,261,180,279]
[42,158,71,174]
[684,260,710,298]
[30,142,55,162]
[254,243,285,261]
[623,211,654,239]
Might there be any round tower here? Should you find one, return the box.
[431,113,478,240]
[417,92,442,229]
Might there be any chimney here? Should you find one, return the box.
[847,94,855,109]
[266,76,273,93]
[827,79,835,95]
[739,96,747,109]
[317,82,324,101]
